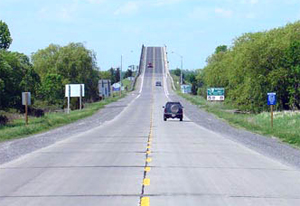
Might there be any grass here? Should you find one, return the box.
[179,93,300,148]
[171,74,181,92]
[122,79,132,90]
[0,94,126,142]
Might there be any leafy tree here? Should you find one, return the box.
[0,51,39,110]
[0,20,12,50]
[32,42,100,103]
[215,45,227,54]
[200,21,300,112]
[109,67,120,84]
[99,71,111,80]
[124,69,133,79]
[39,73,63,105]
[172,68,181,77]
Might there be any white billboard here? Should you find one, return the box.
[65,84,85,97]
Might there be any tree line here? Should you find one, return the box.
[0,20,133,112]
[194,21,300,112]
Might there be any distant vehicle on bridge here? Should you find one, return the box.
[147,62,153,68]
[156,81,162,86]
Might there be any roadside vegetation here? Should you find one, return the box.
[0,20,135,140]
[0,94,126,142]
[169,21,300,148]
[171,21,300,113]
[179,94,300,147]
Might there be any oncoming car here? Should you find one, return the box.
[156,81,162,86]
[163,102,183,121]
[147,62,153,68]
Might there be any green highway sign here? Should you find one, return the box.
[207,88,225,101]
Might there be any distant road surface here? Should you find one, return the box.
[1,47,300,206]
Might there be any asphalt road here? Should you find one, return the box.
[1,47,300,206]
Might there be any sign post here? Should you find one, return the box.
[80,84,82,110]
[22,92,31,125]
[25,93,28,125]
[68,85,71,114]
[267,92,277,129]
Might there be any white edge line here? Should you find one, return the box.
[139,47,147,94]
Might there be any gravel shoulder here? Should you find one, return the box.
[0,92,139,165]
[169,93,300,169]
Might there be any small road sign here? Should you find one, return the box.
[22,92,31,105]
[207,88,225,101]
[267,92,276,129]
[22,92,31,125]
[267,93,276,105]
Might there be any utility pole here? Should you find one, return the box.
[119,55,123,96]
[172,51,184,85]
[180,55,183,85]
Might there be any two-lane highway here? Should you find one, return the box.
[1,46,300,206]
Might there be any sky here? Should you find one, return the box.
[0,0,300,71]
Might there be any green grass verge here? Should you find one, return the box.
[122,79,132,90]
[171,74,181,92]
[179,93,300,148]
[0,94,126,142]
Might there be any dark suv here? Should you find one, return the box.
[163,102,183,121]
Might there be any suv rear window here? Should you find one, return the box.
[165,102,182,113]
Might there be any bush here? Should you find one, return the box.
[0,114,8,125]
[31,108,45,117]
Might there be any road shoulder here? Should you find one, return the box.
[169,93,300,169]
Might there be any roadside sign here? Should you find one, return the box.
[267,93,276,105]
[267,92,276,129]
[65,84,85,113]
[22,92,31,105]
[65,84,85,97]
[181,85,191,94]
[207,88,225,101]
[22,92,31,125]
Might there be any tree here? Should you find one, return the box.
[0,51,39,110]
[0,21,12,50]
[200,21,300,112]
[215,45,227,54]
[99,71,111,80]
[172,68,181,76]
[124,69,133,79]
[39,73,63,105]
[32,42,100,103]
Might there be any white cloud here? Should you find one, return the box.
[85,0,106,4]
[37,3,78,23]
[241,0,259,5]
[245,13,256,19]
[154,0,182,7]
[215,8,233,18]
[188,7,212,20]
[114,1,139,16]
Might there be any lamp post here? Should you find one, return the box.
[171,51,183,85]
[119,55,123,96]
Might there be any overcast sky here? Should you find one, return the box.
[1,0,300,70]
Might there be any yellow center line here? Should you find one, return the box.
[141,197,150,206]
[145,167,151,172]
[143,178,150,186]
[146,158,152,162]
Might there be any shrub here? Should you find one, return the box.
[0,114,8,125]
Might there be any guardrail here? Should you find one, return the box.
[130,45,145,91]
